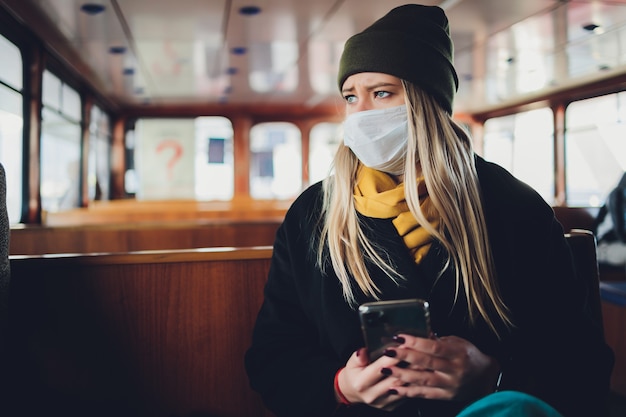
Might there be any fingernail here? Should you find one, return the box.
[397,360,410,369]
[383,349,397,357]
[381,367,392,376]
[388,389,398,395]
[392,335,405,344]
[356,349,360,357]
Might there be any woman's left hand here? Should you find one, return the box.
[382,334,500,403]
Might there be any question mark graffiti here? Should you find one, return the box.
[156,139,183,181]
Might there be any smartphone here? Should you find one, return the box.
[358,298,431,361]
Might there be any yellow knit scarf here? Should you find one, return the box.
[353,166,440,263]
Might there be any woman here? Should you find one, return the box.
[244,4,613,417]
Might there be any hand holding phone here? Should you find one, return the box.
[358,298,431,361]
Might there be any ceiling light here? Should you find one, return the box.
[109,46,126,54]
[583,23,600,32]
[80,3,105,15]
[239,6,261,16]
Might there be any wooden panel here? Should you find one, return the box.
[42,199,291,226]
[6,248,276,417]
[10,220,281,255]
[552,206,598,233]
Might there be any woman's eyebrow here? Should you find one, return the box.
[342,82,399,95]
[341,85,355,95]
[365,82,399,91]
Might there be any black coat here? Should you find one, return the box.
[244,156,614,417]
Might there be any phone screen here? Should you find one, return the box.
[358,298,431,361]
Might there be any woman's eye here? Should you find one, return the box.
[375,91,390,99]
[344,95,357,104]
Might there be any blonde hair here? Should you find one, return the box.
[317,81,513,338]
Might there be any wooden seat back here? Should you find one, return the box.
[10,220,281,255]
[7,230,604,416]
[553,206,597,233]
[565,229,604,335]
[7,247,275,417]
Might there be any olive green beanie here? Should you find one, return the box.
[337,4,459,114]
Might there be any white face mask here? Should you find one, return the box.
[343,105,408,175]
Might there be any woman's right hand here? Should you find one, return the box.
[336,347,406,411]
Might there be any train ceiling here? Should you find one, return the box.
[2,0,626,114]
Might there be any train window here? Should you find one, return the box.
[485,10,553,104]
[250,122,301,199]
[42,70,61,109]
[309,122,341,184]
[0,34,23,224]
[40,70,82,212]
[195,116,233,200]
[87,105,111,201]
[483,108,555,204]
[565,93,626,206]
[135,118,196,199]
[0,35,22,90]
[132,117,234,200]
[124,129,137,195]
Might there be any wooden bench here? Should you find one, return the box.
[552,206,598,233]
[42,199,291,226]
[5,229,618,416]
[6,247,275,417]
[10,220,282,255]
[553,207,626,283]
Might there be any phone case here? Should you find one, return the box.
[358,298,431,361]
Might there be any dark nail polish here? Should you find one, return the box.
[388,389,398,395]
[381,367,392,376]
[397,360,410,368]
[356,349,360,357]
[383,348,397,357]
[393,335,405,344]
